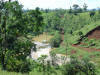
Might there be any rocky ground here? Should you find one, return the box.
[30,41,70,65]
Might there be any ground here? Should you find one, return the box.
[32,33,53,42]
[0,69,62,75]
[1,33,100,75]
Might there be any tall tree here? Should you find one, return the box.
[24,7,44,35]
[73,4,79,15]
[0,1,44,72]
[34,7,44,34]
[68,6,73,14]
[73,4,79,10]
[0,1,32,71]
[83,3,88,11]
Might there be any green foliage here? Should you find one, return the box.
[43,8,100,45]
[73,4,79,10]
[0,1,100,74]
[6,57,31,73]
[83,3,88,11]
[23,7,44,35]
[90,10,96,17]
[43,11,62,32]
[50,31,61,47]
[63,57,97,75]
[80,38,100,49]
[64,20,100,44]
[0,0,25,70]
[48,30,57,35]
[0,0,44,73]
[98,8,100,14]
[51,46,67,55]
[13,37,32,59]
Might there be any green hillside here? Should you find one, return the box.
[1,0,100,75]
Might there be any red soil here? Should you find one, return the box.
[86,26,100,40]
[72,26,100,52]
[71,50,77,54]
[79,55,83,59]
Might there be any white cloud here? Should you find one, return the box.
[17,0,100,9]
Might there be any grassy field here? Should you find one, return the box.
[32,33,53,42]
[52,45,100,61]
[0,70,23,75]
[0,70,43,75]
[0,69,62,75]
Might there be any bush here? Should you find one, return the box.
[90,11,95,17]
[63,57,97,75]
[48,30,56,35]
[6,57,31,73]
[50,31,61,47]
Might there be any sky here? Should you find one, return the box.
[17,0,100,9]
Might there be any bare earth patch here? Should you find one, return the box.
[32,33,53,42]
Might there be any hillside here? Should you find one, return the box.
[1,0,100,75]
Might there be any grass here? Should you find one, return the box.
[65,20,100,44]
[79,38,100,49]
[51,45,89,57]
[0,69,63,75]
[51,46,66,55]
[32,33,53,42]
[52,44,100,60]
[0,70,23,75]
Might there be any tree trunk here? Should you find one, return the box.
[1,53,6,70]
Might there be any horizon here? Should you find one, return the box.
[17,0,100,10]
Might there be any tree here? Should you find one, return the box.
[83,3,88,11]
[77,8,83,13]
[90,10,95,17]
[24,7,44,35]
[63,57,97,75]
[73,4,79,10]
[98,8,100,14]
[68,6,73,14]
[0,0,30,70]
[0,1,44,72]
[50,31,61,47]
[73,4,80,15]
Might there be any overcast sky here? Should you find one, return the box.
[17,0,100,9]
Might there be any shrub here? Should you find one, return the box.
[49,31,61,47]
[63,57,97,75]
[90,11,95,17]
[48,30,56,35]
[6,57,31,73]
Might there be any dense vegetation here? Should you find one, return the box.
[50,31,61,47]
[42,3,100,75]
[0,0,100,75]
[0,0,43,73]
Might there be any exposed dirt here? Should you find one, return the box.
[71,50,77,54]
[79,55,83,59]
[61,34,64,41]
[86,26,100,40]
[72,26,100,52]
[32,33,53,42]
[61,34,66,46]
